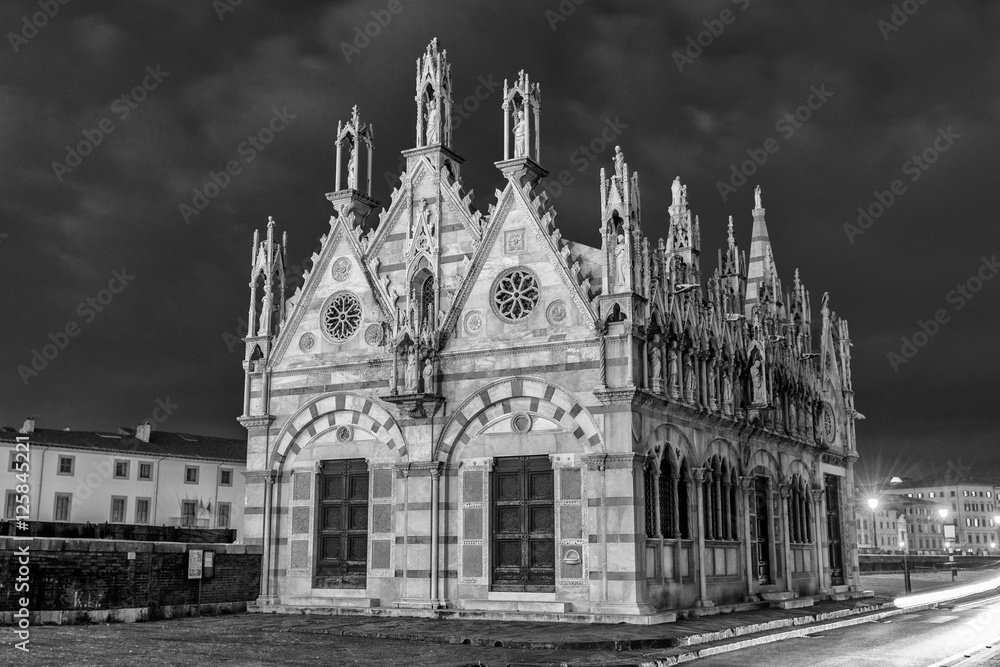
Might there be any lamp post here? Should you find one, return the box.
[938,508,949,553]
[868,498,879,553]
[900,539,912,595]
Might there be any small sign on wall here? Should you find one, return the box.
[188,549,203,579]
[203,550,215,579]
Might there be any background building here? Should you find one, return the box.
[888,479,999,554]
[855,494,950,554]
[2,418,246,540]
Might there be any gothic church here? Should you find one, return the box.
[239,39,864,622]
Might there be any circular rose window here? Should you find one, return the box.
[492,267,539,322]
[321,291,362,342]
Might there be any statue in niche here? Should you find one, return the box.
[650,339,663,392]
[404,344,419,392]
[426,99,440,145]
[750,353,767,406]
[346,136,357,189]
[614,145,625,182]
[615,234,628,287]
[684,355,696,402]
[257,291,272,336]
[723,370,733,408]
[422,353,435,393]
[667,342,679,396]
[513,107,527,158]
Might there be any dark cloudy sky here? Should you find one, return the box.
[2,0,998,475]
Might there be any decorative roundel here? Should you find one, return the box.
[321,291,363,342]
[335,425,353,443]
[546,299,568,326]
[491,267,540,322]
[364,323,384,347]
[331,257,352,282]
[464,310,484,335]
[511,412,533,434]
[820,403,837,445]
[298,332,316,352]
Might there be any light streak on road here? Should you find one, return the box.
[893,574,1000,609]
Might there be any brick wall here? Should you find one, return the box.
[0,538,261,616]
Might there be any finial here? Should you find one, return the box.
[671,176,682,207]
[727,216,735,245]
[267,216,275,228]
[754,185,762,209]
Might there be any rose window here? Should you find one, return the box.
[492,267,539,322]
[322,292,362,341]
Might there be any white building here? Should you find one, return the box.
[2,418,247,540]
[889,479,999,554]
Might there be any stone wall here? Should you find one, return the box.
[0,537,262,624]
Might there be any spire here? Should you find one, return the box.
[496,68,545,185]
[664,176,700,285]
[744,185,777,317]
[334,105,374,196]
[415,38,453,149]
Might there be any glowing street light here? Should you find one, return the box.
[939,508,949,519]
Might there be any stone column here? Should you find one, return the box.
[811,488,828,594]
[740,476,757,601]
[257,472,276,604]
[335,138,342,191]
[430,465,441,606]
[779,483,794,592]
[693,468,713,607]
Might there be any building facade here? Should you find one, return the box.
[1,418,246,539]
[855,494,949,554]
[241,40,864,620]
[889,480,1000,554]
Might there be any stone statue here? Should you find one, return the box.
[613,145,624,182]
[513,108,527,157]
[650,343,663,392]
[754,185,762,209]
[671,177,682,207]
[422,354,434,393]
[750,356,766,405]
[723,371,733,407]
[347,137,357,189]
[615,234,628,287]
[667,343,679,396]
[426,100,440,145]
[257,291,272,336]
[684,356,696,402]
[405,345,419,392]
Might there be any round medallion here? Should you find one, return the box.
[335,425,353,443]
[364,323,384,347]
[491,267,540,322]
[511,412,532,434]
[331,257,352,282]
[546,299,568,326]
[321,291,363,342]
[464,310,484,335]
[820,403,837,445]
[298,332,316,352]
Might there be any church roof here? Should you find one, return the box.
[0,426,246,463]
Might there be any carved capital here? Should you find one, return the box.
[739,476,754,492]
[692,467,707,484]
[779,483,792,499]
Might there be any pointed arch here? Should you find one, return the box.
[269,392,407,471]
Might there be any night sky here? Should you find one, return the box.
[3,1,998,479]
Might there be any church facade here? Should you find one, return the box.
[239,39,864,621]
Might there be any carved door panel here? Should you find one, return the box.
[491,455,555,592]
[315,459,369,588]
[824,474,845,586]
[750,476,772,585]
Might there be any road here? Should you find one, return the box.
[694,593,1000,667]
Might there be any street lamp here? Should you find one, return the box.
[868,498,879,553]
[900,539,912,595]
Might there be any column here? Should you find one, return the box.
[257,472,276,604]
[430,465,441,607]
[693,468,713,606]
[502,102,510,160]
[533,103,541,163]
[811,488,828,593]
[780,483,794,591]
[740,477,757,600]
[335,139,342,191]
